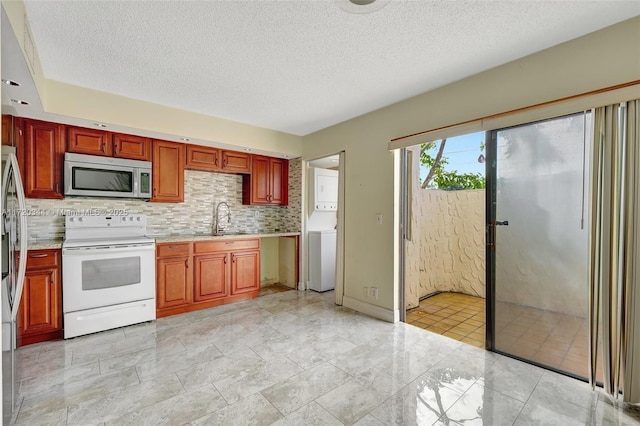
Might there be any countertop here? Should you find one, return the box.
[27,239,64,250]
[27,232,300,250]
[154,232,300,243]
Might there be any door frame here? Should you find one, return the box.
[300,152,346,306]
[485,130,497,351]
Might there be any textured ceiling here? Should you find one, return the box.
[20,1,640,136]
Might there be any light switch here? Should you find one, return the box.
[376,213,383,225]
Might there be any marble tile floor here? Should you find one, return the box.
[11,289,640,425]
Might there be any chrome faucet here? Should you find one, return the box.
[214,202,231,235]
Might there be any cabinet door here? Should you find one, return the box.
[231,250,260,294]
[152,140,185,202]
[248,155,270,204]
[193,253,228,302]
[1,115,11,145]
[186,145,221,172]
[270,158,288,205]
[18,267,61,338]
[67,126,112,156]
[24,119,65,199]
[113,134,151,161]
[222,150,251,174]
[156,257,191,309]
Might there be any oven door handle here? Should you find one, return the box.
[63,243,155,255]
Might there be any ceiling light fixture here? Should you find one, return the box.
[94,123,107,128]
[10,99,29,105]
[336,0,389,14]
[2,79,20,87]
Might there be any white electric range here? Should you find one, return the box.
[62,215,156,338]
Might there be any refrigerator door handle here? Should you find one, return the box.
[2,154,28,321]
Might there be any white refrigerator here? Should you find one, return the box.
[1,147,28,425]
[308,230,336,292]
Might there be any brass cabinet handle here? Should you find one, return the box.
[29,253,48,258]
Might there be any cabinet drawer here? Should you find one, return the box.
[20,250,60,269]
[194,238,260,254]
[156,243,191,258]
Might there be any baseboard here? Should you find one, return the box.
[342,295,399,323]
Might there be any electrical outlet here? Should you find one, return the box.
[363,287,369,298]
[370,287,379,300]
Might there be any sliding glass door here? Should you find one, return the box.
[487,112,592,379]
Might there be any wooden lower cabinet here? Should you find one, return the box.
[17,249,63,346]
[231,250,260,295]
[193,253,228,301]
[156,256,191,310]
[156,239,261,318]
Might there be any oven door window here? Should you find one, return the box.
[72,167,133,193]
[81,256,141,290]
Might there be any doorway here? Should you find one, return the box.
[403,133,487,348]
[305,153,345,304]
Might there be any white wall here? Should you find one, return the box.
[301,17,640,321]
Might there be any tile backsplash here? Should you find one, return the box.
[26,158,302,241]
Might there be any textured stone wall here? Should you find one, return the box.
[405,147,485,309]
[26,159,302,241]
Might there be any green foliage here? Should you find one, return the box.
[431,170,485,190]
[420,140,486,190]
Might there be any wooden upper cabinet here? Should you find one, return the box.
[185,145,221,172]
[24,119,65,199]
[2,115,12,145]
[68,126,152,161]
[185,145,252,174]
[242,155,288,206]
[152,140,185,203]
[113,134,151,161]
[246,155,270,204]
[269,158,288,205]
[67,126,112,156]
[222,150,251,174]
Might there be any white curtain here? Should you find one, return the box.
[590,100,640,404]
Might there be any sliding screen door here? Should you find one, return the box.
[488,112,592,379]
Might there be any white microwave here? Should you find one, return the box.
[64,152,152,199]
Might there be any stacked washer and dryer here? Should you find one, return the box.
[308,167,338,292]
